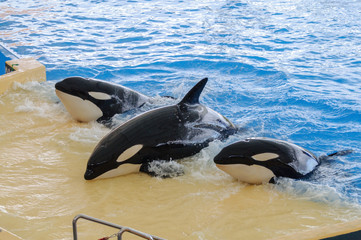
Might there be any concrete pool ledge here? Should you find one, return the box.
[0,57,46,95]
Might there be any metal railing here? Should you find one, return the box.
[72,214,165,240]
[0,42,20,59]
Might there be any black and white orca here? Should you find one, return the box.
[84,78,237,180]
[214,137,352,184]
[55,77,150,122]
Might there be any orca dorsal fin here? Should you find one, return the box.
[179,78,208,105]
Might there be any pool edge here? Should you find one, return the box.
[0,57,46,95]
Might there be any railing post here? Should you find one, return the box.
[72,214,164,240]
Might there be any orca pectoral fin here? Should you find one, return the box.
[269,177,276,184]
[140,161,185,178]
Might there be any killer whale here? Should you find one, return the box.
[55,77,150,123]
[84,77,237,180]
[214,137,352,184]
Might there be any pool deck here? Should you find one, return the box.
[0,43,360,240]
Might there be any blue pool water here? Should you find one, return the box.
[1,0,361,204]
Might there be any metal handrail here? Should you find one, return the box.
[72,214,165,240]
[0,42,21,59]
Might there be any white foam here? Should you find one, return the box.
[176,140,237,184]
[12,81,44,91]
[15,98,51,115]
[147,160,185,178]
[0,205,9,214]
[275,178,361,208]
[69,122,109,143]
[148,95,177,107]
[5,82,71,124]
[170,81,185,99]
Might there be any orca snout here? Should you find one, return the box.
[213,147,240,165]
[55,80,89,100]
[213,152,226,165]
[84,168,95,180]
[55,78,79,92]
[55,81,67,93]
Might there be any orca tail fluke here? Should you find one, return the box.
[319,149,353,161]
[327,149,353,157]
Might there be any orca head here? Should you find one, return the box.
[214,138,321,184]
[214,139,281,184]
[84,134,145,180]
[55,77,115,122]
[288,142,319,175]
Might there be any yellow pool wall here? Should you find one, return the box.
[0,57,46,95]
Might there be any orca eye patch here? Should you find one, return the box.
[89,91,112,100]
[252,153,279,161]
[117,144,143,163]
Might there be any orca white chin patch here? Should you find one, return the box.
[89,91,112,100]
[117,144,143,163]
[252,152,279,161]
[216,164,275,184]
[56,90,103,122]
[96,164,142,179]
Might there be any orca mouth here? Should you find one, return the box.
[213,153,249,165]
[213,154,225,164]
[213,153,236,165]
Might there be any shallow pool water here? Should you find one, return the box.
[1,0,361,239]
